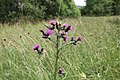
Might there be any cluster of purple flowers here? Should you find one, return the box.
[39,20,81,42]
[32,20,82,76]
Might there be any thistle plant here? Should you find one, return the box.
[33,20,81,80]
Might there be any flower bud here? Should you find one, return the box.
[63,36,68,42]
[49,20,57,26]
[58,68,63,75]
[33,44,39,51]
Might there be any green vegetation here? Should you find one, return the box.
[0,0,80,23]
[81,0,120,16]
[0,16,120,80]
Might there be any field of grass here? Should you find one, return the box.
[0,16,120,80]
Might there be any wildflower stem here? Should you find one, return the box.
[54,35,60,80]
[59,42,73,51]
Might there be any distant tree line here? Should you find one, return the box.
[0,0,80,23]
[81,0,120,16]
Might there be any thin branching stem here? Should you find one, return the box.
[59,42,73,51]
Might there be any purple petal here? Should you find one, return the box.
[33,44,39,50]
[49,20,56,25]
[69,26,73,31]
[63,36,68,42]
[62,23,70,27]
[46,29,53,36]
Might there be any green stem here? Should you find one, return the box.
[54,35,60,80]
[59,42,73,51]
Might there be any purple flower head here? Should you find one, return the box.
[71,37,82,45]
[46,29,53,36]
[61,32,67,37]
[68,26,73,31]
[62,23,70,27]
[49,20,57,26]
[64,26,72,32]
[62,23,73,32]
[33,44,39,50]
[58,68,63,75]
[40,29,53,39]
[63,36,68,42]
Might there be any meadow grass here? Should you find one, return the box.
[0,16,120,80]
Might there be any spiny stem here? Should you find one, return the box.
[54,35,60,80]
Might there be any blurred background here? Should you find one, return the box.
[0,0,120,23]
